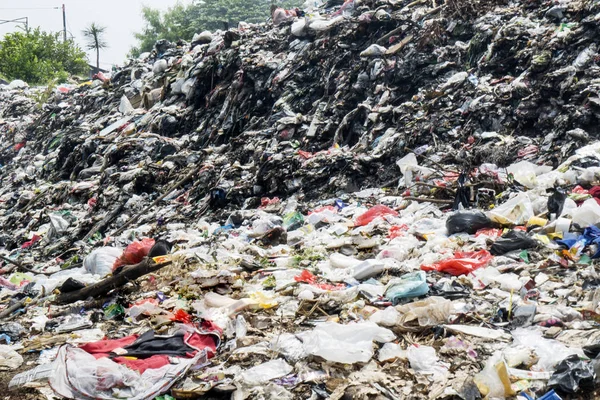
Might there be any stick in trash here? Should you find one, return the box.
[54,258,172,304]
[82,201,125,242]
[0,254,53,276]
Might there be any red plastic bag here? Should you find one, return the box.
[572,185,589,195]
[355,205,398,227]
[475,228,503,238]
[388,224,409,239]
[309,206,337,215]
[21,235,41,249]
[421,249,492,276]
[294,270,345,291]
[260,197,280,208]
[113,238,155,271]
[170,309,193,324]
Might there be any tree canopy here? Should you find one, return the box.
[131,0,302,56]
[0,28,88,85]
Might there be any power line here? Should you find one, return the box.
[0,7,60,10]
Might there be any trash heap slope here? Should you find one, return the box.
[1,0,600,399]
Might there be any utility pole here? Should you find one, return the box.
[62,4,67,42]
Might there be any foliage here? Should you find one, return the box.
[29,78,58,109]
[0,28,88,85]
[131,0,303,56]
[82,23,108,70]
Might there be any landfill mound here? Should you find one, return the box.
[2,0,600,399]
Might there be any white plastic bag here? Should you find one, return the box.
[487,192,533,225]
[473,351,514,398]
[407,345,439,373]
[571,198,600,227]
[239,359,292,385]
[83,247,122,276]
[369,306,401,327]
[378,343,407,362]
[300,321,395,364]
[0,345,23,370]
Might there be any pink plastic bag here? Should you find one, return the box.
[421,250,492,276]
[355,205,398,227]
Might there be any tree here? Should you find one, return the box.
[130,3,195,57]
[0,28,88,84]
[82,23,108,70]
[131,0,302,56]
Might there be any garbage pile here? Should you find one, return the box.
[2,0,600,398]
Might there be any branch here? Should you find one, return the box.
[54,259,172,304]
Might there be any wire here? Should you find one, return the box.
[0,7,60,10]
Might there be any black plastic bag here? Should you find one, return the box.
[548,354,595,393]
[547,188,567,218]
[453,173,470,210]
[446,210,494,235]
[583,343,600,359]
[490,230,537,255]
[59,277,86,293]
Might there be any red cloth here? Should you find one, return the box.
[79,335,138,359]
[590,186,600,205]
[112,355,171,373]
[78,330,220,373]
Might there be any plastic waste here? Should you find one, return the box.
[153,59,168,74]
[446,210,494,234]
[239,359,293,385]
[511,303,537,327]
[474,351,516,398]
[407,345,447,378]
[453,173,470,210]
[395,297,452,330]
[112,238,155,271]
[291,18,307,36]
[49,213,70,237]
[283,211,304,231]
[272,8,297,26]
[360,44,387,57]
[0,345,23,370]
[192,30,213,44]
[488,192,534,226]
[378,342,407,362]
[83,247,122,276]
[506,161,542,188]
[351,259,386,280]
[548,354,595,393]
[369,306,401,327]
[407,345,435,370]
[299,321,395,364]
[354,204,398,227]
[490,230,538,255]
[520,390,562,400]
[421,249,492,276]
[270,333,307,362]
[511,328,581,372]
[397,153,418,186]
[307,15,343,31]
[384,271,429,304]
[443,325,511,340]
[119,95,134,114]
[571,198,600,227]
[548,188,567,219]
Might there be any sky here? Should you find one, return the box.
[0,0,190,68]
